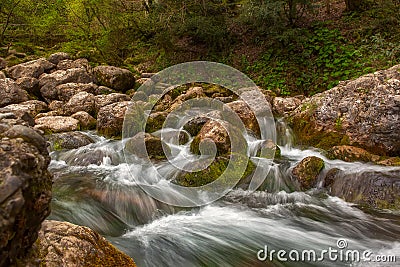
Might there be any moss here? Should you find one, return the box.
[52,139,63,151]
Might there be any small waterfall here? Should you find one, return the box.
[276,118,295,149]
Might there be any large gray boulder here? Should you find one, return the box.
[0,78,29,107]
[6,58,55,80]
[0,116,52,266]
[289,65,400,156]
[93,66,135,92]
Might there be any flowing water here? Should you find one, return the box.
[48,121,400,266]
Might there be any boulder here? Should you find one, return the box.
[292,156,325,190]
[57,58,90,71]
[0,123,52,266]
[3,100,48,117]
[48,100,64,114]
[97,101,130,138]
[35,116,80,134]
[0,57,6,70]
[0,71,5,79]
[327,169,400,210]
[145,111,167,133]
[125,132,171,159]
[71,111,97,130]
[47,132,95,150]
[56,83,98,102]
[289,65,400,156]
[15,77,40,97]
[183,116,210,137]
[23,220,136,267]
[226,100,259,137]
[328,145,380,163]
[64,92,96,116]
[94,93,131,114]
[47,52,70,65]
[39,68,93,102]
[167,86,205,112]
[0,108,35,128]
[93,66,135,92]
[272,96,302,117]
[0,78,29,107]
[6,58,55,79]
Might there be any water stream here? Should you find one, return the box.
[48,120,400,266]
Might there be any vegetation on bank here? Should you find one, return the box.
[1,0,399,96]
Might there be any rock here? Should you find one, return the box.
[292,156,325,190]
[255,139,281,159]
[226,100,260,137]
[48,100,64,114]
[0,108,35,128]
[167,86,205,112]
[190,120,231,156]
[327,169,400,210]
[3,100,48,117]
[93,66,135,92]
[141,73,155,78]
[125,132,171,159]
[273,96,302,117]
[97,101,130,138]
[39,68,93,102]
[47,52,70,65]
[56,83,98,102]
[183,116,210,137]
[34,111,60,120]
[0,71,5,79]
[0,78,29,108]
[5,58,55,79]
[35,116,80,134]
[64,91,96,116]
[71,111,97,130]
[95,85,115,95]
[0,57,6,70]
[0,124,52,266]
[328,145,380,163]
[94,93,131,114]
[289,65,400,156]
[15,77,40,97]
[56,58,90,71]
[23,220,136,267]
[145,111,168,133]
[47,132,94,150]
[377,157,400,166]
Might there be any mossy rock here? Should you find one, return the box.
[292,156,325,190]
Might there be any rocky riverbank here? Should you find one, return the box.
[1,53,399,265]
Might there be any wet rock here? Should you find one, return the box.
[35,116,80,134]
[3,100,48,117]
[15,77,40,97]
[71,111,97,130]
[256,139,281,159]
[183,116,210,137]
[56,82,98,102]
[273,96,302,117]
[23,220,136,267]
[64,91,96,116]
[93,66,135,92]
[167,86,205,112]
[47,52,70,65]
[0,78,29,107]
[39,68,93,102]
[377,157,400,166]
[145,111,167,133]
[97,101,130,138]
[47,132,94,150]
[125,132,171,159]
[226,100,260,137]
[190,120,230,156]
[0,124,52,266]
[289,65,400,156]
[328,169,400,210]
[292,156,325,190]
[6,58,55,79]
[328,145,380,163]
[94,93,131,114]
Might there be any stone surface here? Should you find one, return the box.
[47,52,70,65]
[47,132,95,151]
[0,118,52,266]
[64,91,96,116]
[328,169,400,210]
[226,100,260,137]
[15,77,40,97]
[0,78,29,108]
[292,156,325,190]
[35,116,80,134]
[328,145,380,163]
[56,83,98,102]
[39,68,93,102]
[24,220,136,267]
[56,58,90,71]
[273,96,302,117]
[6,58,55,80]
[125,132,171,159]
[94,93,131,114]
[3,100,48,117]
[289,65,400,156]
[96,101,130,138]
[71,111,97,130]
[93,66,135,92]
